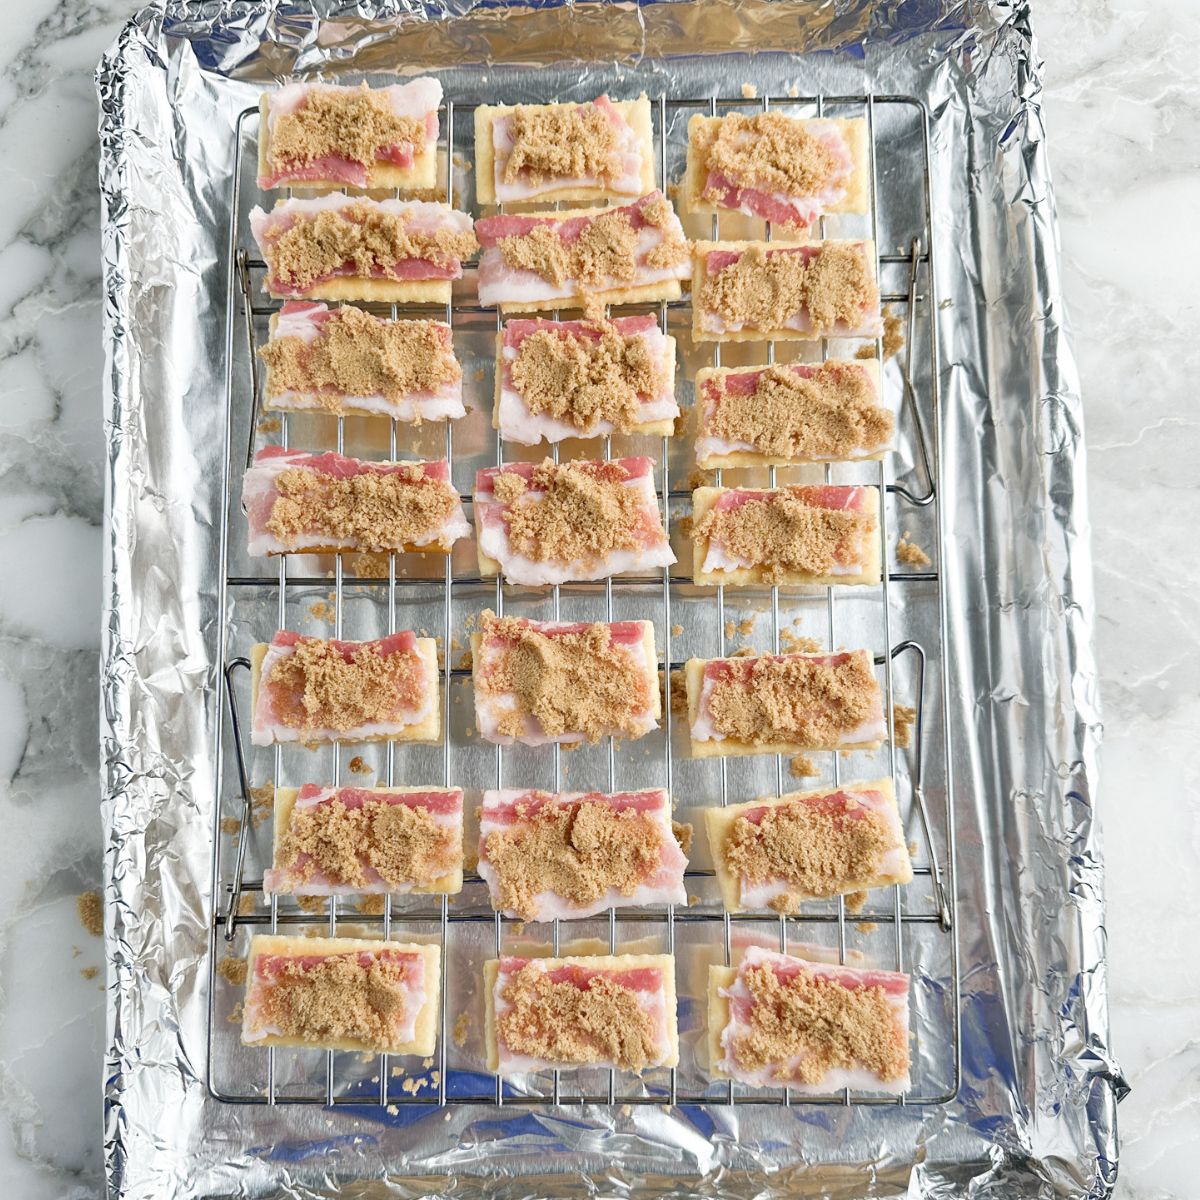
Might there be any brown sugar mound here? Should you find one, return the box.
[267,639,425,733]
[707,653,878,747]
[498,201,684,291]
[698,113,844,203]
[270,86,426,173]
[478,612,652,743]
[277,795,457,889]
[218,955,248,986]
[896,534,931,567]
[704,362,893,460]
[257,953,414,1051]
[260,308,460,407]
[511,322,663,433]
[483,796,666,920]
[265,461,458,552]
[499,460,653,567]
[731,962,909,1084]
[701,244,877,333]
[268,204,477,292]
[504,103,622,186]
[498,963,659,1069]
[695,490,875,581]
[724,799,893,907]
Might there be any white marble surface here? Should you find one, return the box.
[0,1,1193,1195]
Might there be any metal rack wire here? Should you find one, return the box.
[206,90,959,1110]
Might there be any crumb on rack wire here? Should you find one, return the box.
[741,82,758,98]
[788,754,818,778]
[896,532,931,567]
[892,704,916,749]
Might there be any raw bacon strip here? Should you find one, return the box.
[475,456,674,586]
[683,114,866,234]
[471,611,660,747]
[690,484,881,587]
[264,785,464,896]
[243,448,470,556]
[257,79,441,190]
[692,240,882,342]
[475,95,654,204]
[485,954,678,1073]
[694,360,891,467]
[477,788,687,920]
[496,315,678,444]
[249,195,476,300]
[475,192,690,311]
[704,779,911,913]
[250,630,439,747]
[242,935,439,1055]
[709,946,910,1093]
[685,649,886,758]
[260,302,464,422]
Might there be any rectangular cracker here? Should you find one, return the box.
[683,653,884,759]
[693,358,884,468]
[249,638,442,746]
[702,777,911,912]
[270,786,464,896]
[475,95,656,206]
[689,484,882,587]
[256,92,440,194]
[470,619,661,727]
[691,238,878,343]
[682,114,869,228]
[483,953,679,1073]
[242,934,441,1055]
[491,328,678,439]
[268,275,452,306]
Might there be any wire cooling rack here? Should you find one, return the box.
[206,90,960,1110]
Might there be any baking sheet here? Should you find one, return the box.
[98,1,1126,1196]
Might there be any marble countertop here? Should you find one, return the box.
[0,2,1192,1196]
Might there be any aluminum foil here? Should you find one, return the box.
[98,1,1126,1196]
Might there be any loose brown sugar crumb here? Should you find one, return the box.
[896,534,931,567]
[731,962,908,1084]
[731,645,756,658]
[697,113,842,209]
[892,704,916,750]
[703,362,893,460]
[788,754,818,778]
[496,460,654,568]
[666,667,688,716]
[257,414,282,434]
[696,489,875,582]
[706,653,878,747]
[355,895,387,916]
[267,638,425,733]
[270,85,426,174]
[740,83,758,99]
[265,461,458,553]
[780,628,823,655]
[482,795,667,920]
[685,466,715,491]
[228,1001,244,1024]
[504,103,623,187]
[854,343,877,361]
[452,1010,470,1047]
[882,307,905,360]
[80,966,99,981]
[701,243,878,334]
[724,798,893,905]
[511,321,664,433]
[249,782,275,827]
[845,889,868,914]
[297,895,327,913]
[277,794,457,889]
[266,204,477,293]
[221,816,241,836]
[218,955,248,986]
[76,891,103,937]
[670,623,684,638]
[498,963,659,1070]
[348,755,374,776]
[672,820,694,856]
[478,611,652,744]
[260,309,460,409]
[256,952,415,1051]
[351,551,392,579]
[308,599,336,623]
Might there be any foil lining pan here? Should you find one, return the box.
[98,1,1126,1196]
